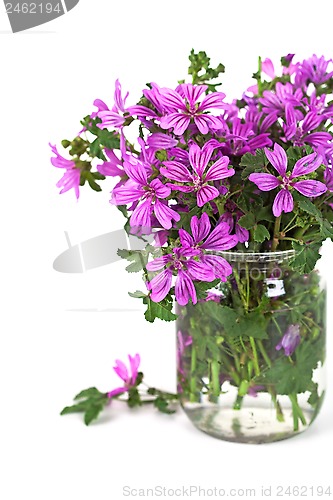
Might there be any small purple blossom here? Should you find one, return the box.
[111,155,180,231]
[107,354,140,398]
[249,143,326,217]
[276,324,301,357]
[146,247,215,306]
[161,143,235,207]
[158,83,225,135]
[50,143,80,199]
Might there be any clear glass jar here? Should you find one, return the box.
[176,251,326,444]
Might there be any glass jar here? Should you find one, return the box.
[176,251,326,444]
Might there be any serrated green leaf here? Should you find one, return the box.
[253,224,270,243]
[238,213,256,230]
[260,340,323,395]
[144,297,177,323]
[239,150,267,179]
[117,248,149,273]
[297,199,321,219]
[199,302,268,339]
[290,242,322,273]
[84,404,105,426]
[194,279,220,300]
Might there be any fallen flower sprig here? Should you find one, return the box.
[60,354,179,425]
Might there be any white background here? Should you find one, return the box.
[1,1,333,499]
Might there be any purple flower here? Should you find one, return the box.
[179,212,238,279]
[160,143,235,207]
[107,354,141,398]
[50,143,80,199]
[97,148,124,177]
[221,118,272,156]
[259,82,303,117]
[147,133,178,150]
[249,143,326,217]
[111,155,180,232]
[324,167,333,191]
[283,106,331,148]
[159,83,225,135]
[276,324,301,356]
[146,247,215,306]
[97,80,156,130]
[295,55,333,87]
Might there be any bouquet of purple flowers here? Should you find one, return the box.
[56,52,330,439]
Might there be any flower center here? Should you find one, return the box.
[192,175,203,190]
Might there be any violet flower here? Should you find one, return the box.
[158,83,225,135]
[98,80,156,130]
[108,354,141,398]
[283,106,331,148]
[111,155,180,232]
[50,143,81,199]
[146,214,238,305]
[146,247,215,306]
[295,55,333,87]
[249,143,326,217]
[160,143,235,207]
[97,148,124,177]
[276,324,301,356]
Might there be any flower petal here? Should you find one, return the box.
[179,229,194,248]
[196,185,220,207]
[190,213,211,243]
[264,143,288,176]
[154,199,180,229]
[175,270,197,306]
[186,260,215,281]
[198,92,226,111]
[291,153,323,178]
[201,254,233,280]
[161,161,192,182]
[160,113,190,135]
[150,179,171,199]
[272,189,294,217]
[201,222,238,251]
[149,269,173,303]
[146,255,171,271]
[249,173,281,191]
[189,143,213,176]
[292,180,327,197]
[130,198,153,232]
[205,157,235,181]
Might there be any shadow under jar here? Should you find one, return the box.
[176,250,326,444]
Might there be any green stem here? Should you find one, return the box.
[190,345,197,403]
[211,359,221,398]
[289,393,307,430]
[257,340,271,368]
[249,337,260,376]
[269,388,284,422]
[233,394,244,410]
[271,215,281,252]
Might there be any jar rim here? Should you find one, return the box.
[216,249,296,263]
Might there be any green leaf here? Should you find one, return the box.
[240,149,267,179]
[154,397,176,414]
[128,290,148,299]
[290,242,322,273]
[61,402,89,415]
[260,340,323,395]
[84,404,105,426]
[238,213,256,229]
[187,49,225,91]
[297,199,321,219]
[194,279,220,300]
[200,302,268,339]
[98,130,120,150]
[144,297,177,323]
[117,248,149,273]
[253,224,270,243]
[74,387,104,401]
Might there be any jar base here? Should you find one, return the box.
[183,404,313,444]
